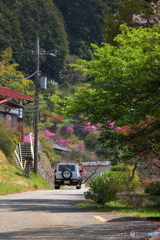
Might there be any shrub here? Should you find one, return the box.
[0,120,17,159]
[39,135,52,150]
[49,151,62,162]
[85,131,100,147]
[43,149,50,158]
[110,164,129,172]
[111,164,139,181]
[145,181,160,196]
[84,170,141,205]
[84,173,115,204]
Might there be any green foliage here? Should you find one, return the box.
[39,135,52,151]
[0,0,69,78]
[111,164,139,181]
[85,170,141,204]
[77,195,160,217]
[84,172,116,204]
[103,0,158,44]
[145,181,160,196]
[43,149,50,158]
[63,24,160,165]
[0,165,52,195]
[110,165,140,193]
[0,120,17,159]
[49,151,62,162]
[85,131,100,148]
[54,0,109,56]
[0,48,35,95]
[67,24,160,126]
[111,164,130,172]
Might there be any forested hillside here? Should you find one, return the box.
[0,0,69,80]
[1,0,158,81]
[0,0,160,182]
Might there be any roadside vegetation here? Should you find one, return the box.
[76,165,160,218]
[76,196,160,218]
[0,151,52,195]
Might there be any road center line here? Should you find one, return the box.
[94,216,107,222]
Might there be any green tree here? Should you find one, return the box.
[103,0,159,44]
[0,0,69,79]
[0,48,35,96]
[54,0,111,57]
[66,24,160,125]
[59,24,160,164]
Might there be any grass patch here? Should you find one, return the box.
[0,151,53,195]
[76,195,160,218]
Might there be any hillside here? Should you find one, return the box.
[0,151,52,195]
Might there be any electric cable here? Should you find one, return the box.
[0,71,38,81]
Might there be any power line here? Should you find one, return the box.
[0,71,38,81]
[13,50,33,54]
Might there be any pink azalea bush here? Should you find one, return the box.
[57,137,72,148]
[24,135,30,142]
[78,165,87,177]
[73,142,85,151]
[43,130,55,137]
[66,125,74,133]
[77,118,115,133]
[83,125,97,132]
[106,121,115,126]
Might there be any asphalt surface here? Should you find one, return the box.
[0,186,159,240]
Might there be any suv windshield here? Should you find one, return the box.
[58,165,75,171]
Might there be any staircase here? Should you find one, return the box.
[20,142,34,169]
[14,133,35,170]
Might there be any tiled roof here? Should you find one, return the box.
[82,161,111,167]
[0,87,34,102]
[0,97,23,108]
[53,143,71,152]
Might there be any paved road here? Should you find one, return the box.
[0,186,159,240]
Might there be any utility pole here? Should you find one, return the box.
[33,37,57,174]
[34,37,40,174]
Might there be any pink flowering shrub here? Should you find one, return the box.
[76,118,115,132]
[106,121,115,126]
[66,125,74,133]
[43,130,55,137]
[24,135,30,142]
[83,125,97,132]
[73,142,85,151]
[78,165,87,177]
[58,137,72,148]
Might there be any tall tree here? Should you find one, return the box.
[56,24,160,163]
[0,0,69,79]
[103,0,160,44]
[65,24,160,126]
[0,47,35,95]
[54,0,111,58]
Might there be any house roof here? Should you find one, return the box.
[53,143,71,152]
[0,87,34,102]
[82,161,111,167]
[0,97,23,108]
